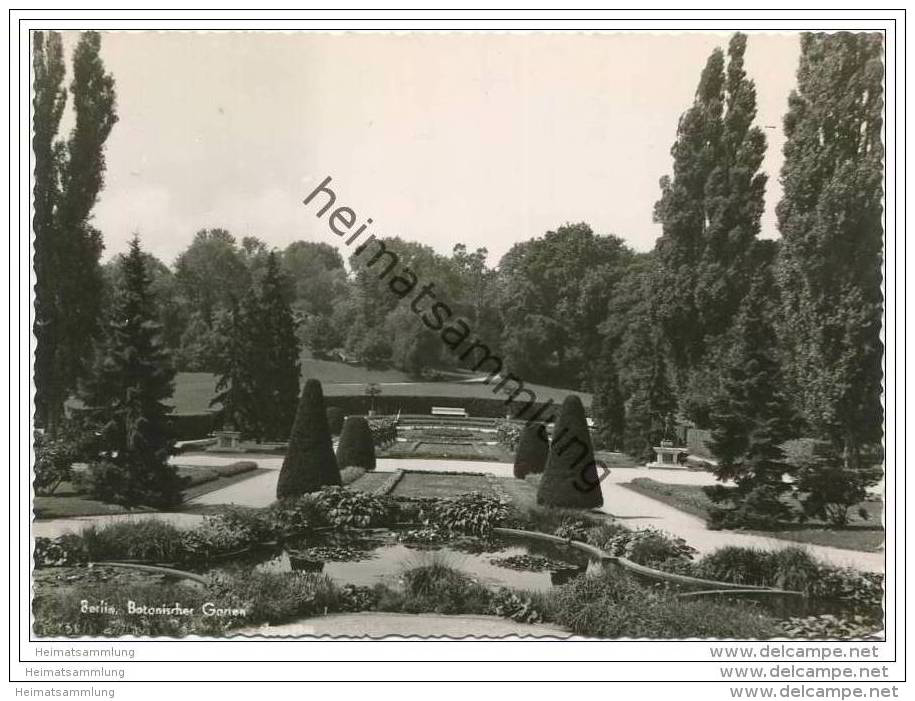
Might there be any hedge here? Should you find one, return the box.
[325,395,559,420]
[168,412,220,441]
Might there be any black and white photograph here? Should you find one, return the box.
[14,8,902,691]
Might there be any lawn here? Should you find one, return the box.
[621,478,884,553]
[167,359,592,415]
[380,441,510,461]
[33,462,266,519]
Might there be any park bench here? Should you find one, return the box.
[431,406,468,418]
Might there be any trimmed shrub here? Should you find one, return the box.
[537,395,603,509]
[335,416,376,470]
[325,407,346,436]
[276,379,341,499]
[514,421,548,479]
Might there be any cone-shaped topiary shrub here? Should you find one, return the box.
[514,422,548,479]
[335,416,376,471]
[276,379,341,499]
[326,406,346,436]
[537,395,603,509]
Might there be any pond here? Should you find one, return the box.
[198,529,602,592]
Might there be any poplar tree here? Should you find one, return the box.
[654,33,767,422]
[79,237,186,508]
[776,32,884,469]
[33,31,117,431]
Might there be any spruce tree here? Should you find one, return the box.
[79,237,186,508]
[276,379,340,499]
[211,251,300,441]
[589,344,625,451]
[210,299,257,434]
[513,421,548,479]
[537,395,603,509]
[776,32,884,468]
[33,31,117,432]
[252,252,301,440]
[705,268,795,528]
[335,416,376,470]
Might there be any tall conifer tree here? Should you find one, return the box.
[79,237,185,508]
[212,251,300,441]
[776,33,884,468]
[654,33,767,423]
[705,263,795,528]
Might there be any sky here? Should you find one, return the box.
[58,31,802,267]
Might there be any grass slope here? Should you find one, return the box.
[169,360,592,416]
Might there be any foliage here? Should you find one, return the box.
[488,589,543,624]
[495,420,522,451]
[694,545,882,615]
[263,494,327,539]
[423,492,509,536]
[545,569,779,639]
[33,421,96,495]
[367,417,398,446]
[315,486,390,528]
[705,271,796,529]
[276,379,341,499]
[34,534,87,568]
[776,32,884,467]
[794,454,880,526]
[779,615,882,640]
[705,484,794,530]
[552,517,593,543]
[339,466,367,485]
[394,560,492,615]
[499,222,633,389]
[653,33,768,422]
[78,520,187,563]
[33,31,117,431]
[325,407,346,436]
[513,421,548,479]
[211,252,300,441]
[78,238,188,508]
[537,395,603,508]
[335,416,377,470]
[603,527,697,566]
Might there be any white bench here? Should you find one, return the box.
[431,406,468,418]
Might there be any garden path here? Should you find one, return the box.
[232,611,572,638]
[34,455,885,573]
